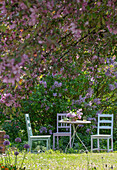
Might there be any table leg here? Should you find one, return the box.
[73,124,88,151]
[65,124,89,153]
[65,126,76,153]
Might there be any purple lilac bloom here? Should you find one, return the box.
[93,98,101,105]
[43,82,47,88]
[96,110,103,116]
[40,127,47,133]
[53,93,57,97]
[14,151,19,156]
[54,81,59,87]
[114,82,117,88]
[39,129,43,133]
[91,125,97,129]
[45,106,49,111]
[51,85,55,89]
[41,103,44,108]
[3,140,10,146]
[4,135,9,139]
[59,93,62,97]
[88,117,96,122]
[43,127,47,133]
[48,124,53,128]
[24,144,30,149]
[92,105,97,109]
[105,69,111,76]
[109,84,115,91]
[15,137,21,143]
[78,125,84,127]
[45,91,47,94]
[40,81,47,88]
[75,100,81,105]
[79,95,86,103]
[49,130,52,134]
[58,82,62,87]
[86,128,91,133]
[86,88,94,98]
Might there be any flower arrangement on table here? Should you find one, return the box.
[66,109,83,121]
[0,135,30,170]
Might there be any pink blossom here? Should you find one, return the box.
[19,2,27,9]
[9,24,16,29]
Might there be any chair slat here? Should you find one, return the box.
[99,120,112,123]
[58,126,71,128]
[53,113,71,149]
[25,114,51,152]
[91,114,113,152]
[99,114,113,117]
[99,126,112,129]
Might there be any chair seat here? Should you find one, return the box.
[53,132,71,136]
[30,135,51,139]
[91,134,112,138]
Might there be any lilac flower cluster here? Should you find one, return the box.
[39,80,47,88]
[93,98,101,105]
[39,125,53,135]
[66,109,83,120]
[39,126,47,134]
[54,81,62,87]
[87,117,96,122]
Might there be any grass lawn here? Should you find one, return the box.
[4,151,117,170]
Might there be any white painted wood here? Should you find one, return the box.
[91,114,113,152]
[53,113,72,149]
[59,120,91,124]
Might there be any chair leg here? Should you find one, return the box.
[53,135,55,150]
[30,140,32,153]
[97,138,99,152]
[57,136,59,149]
[47,139,48,150]
[70,136,71,148]
[48,138,50,150]
[111,137,113,152]
[28,141,30,152]
[107,138,109,152]
[91,137,93,152]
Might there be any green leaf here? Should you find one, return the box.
[102,17,105,25]
[0,25,7,33]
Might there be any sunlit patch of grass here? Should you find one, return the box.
[1,151,117,169]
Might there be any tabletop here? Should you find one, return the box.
[59,119,91,124]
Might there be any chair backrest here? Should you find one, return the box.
[57,113,71,133]
[25,114,33,139]
[97,114,113,136]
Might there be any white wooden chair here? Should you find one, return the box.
[53,113,72,149]
[91,114,113,152]
[25,114,51,152]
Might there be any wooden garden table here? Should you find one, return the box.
[59,119,91,152]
